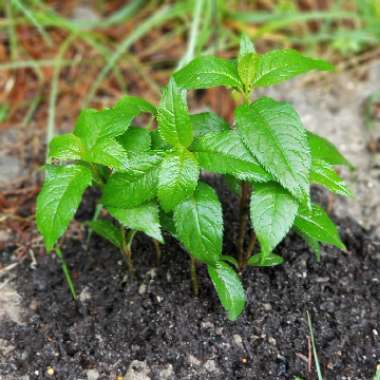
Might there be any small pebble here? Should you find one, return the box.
[233,334,244,349]
[263,303,272,311]
[46,367,54,376]
[138,284,147,295]
[268,337,276,345]
[188,354,201,366]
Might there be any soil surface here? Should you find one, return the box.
[0,179,379,380]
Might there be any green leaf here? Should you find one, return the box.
[247,252,284,267]
[238,53,259,92]
[294,226,321,262]
[151,129,170,150]
[74,96,155,149]
[253,49,334,87]
[174,182,223,265]
[239,34,256,56]
[308,131,353,168]
[84,138,129,171]
[107,203,163,243]
[208,262,245,321]
[87,219,122,248]
[221,255,239,269]
[236,97,311,202]
[116,95,156,116]
[160,210,177,237]
[294,204,346,250]
[190,111,229,138]
[173,56,243,90]
[250,182,298,253]
[117,126,151,153]
[48,133,83,161]
[36,164,92,251]
[311,159,352,197]
[192,130,272,182]
[158,150,199,212]
[157,79,193,148]
[101,152,162,208]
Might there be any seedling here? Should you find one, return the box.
[36,35,352,320]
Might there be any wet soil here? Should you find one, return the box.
[0,179,379,380]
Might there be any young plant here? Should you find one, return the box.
[36,96,164,278]
[36,35,352,320]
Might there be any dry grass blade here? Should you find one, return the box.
[82,2,192,106]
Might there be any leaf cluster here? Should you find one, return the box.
[36,36,351,320]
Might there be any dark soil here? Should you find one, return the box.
[1,178,379,380]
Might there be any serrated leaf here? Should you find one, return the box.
[174,182,223,265]
[308,131,353,168]
[36,164,92,251]
[74,96,155,149]
[84,138,129,171]
[294,203,346,250]
[253,49,334,87]
[192,130,272,182]
[107,203,163,243]
[250,182,298,253]
[311,159,352,197]
[158,150,199,212]
[48,133,83,161]
[157,79,193,148]
[101,152,162,208]
[239,34,256,56]
[238,53,259,91]
[173,56,243,90]
[117,126,151,153]
[236,97,311,201]
[190,111,229,138]
[247,252,284,267]
[87,219,122,248]
[294,226,321,262]
[208,262,245,321]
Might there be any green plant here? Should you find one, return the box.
[307,310,323,380]
[36,35,351,320]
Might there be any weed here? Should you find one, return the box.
[36,35,351,320]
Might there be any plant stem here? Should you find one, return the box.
[246,231,257,261]
[55,247,77,300]
[237,181,250,267]
[121,228,135,272]
[326,193,334,213]
[191,257,199,296]
[86,203,103,247]
[153,239,161,265]
[90,163,105,188]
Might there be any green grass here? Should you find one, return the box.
[307,311,323,380]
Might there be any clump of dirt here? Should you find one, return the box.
[0,179,379,380]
